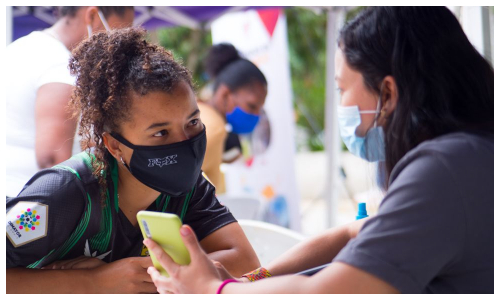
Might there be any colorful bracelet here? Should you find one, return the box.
[242,267,272,282]
[217,279,239,294]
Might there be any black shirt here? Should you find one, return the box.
[7,153,236,268]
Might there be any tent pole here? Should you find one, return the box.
[324,7,345,228]
[7,6,13,45]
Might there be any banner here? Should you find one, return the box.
[211,9,301,231]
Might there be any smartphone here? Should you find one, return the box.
[137,211,191,277]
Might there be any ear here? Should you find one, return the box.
[102,132,123,161]
[379,75,398,119]
[83,6,99,26]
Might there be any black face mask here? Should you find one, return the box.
[110,127,207,197]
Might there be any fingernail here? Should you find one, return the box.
[180,226,190,236]
[41,267,45,269]
[143,239,150,246]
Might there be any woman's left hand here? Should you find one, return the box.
[42,255,107,270]
[144,225,223,294]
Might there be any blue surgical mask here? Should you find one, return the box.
[337,98,385,162]
[226,107,260,134]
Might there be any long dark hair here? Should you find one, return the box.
[339,7,494,188]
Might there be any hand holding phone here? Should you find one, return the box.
[137,211,191,277]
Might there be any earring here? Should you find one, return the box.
[120,157,126,166]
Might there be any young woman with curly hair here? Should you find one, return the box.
[6,27,259,293]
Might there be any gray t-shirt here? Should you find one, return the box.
[334,131,493,293]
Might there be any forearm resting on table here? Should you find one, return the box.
[266,217,370,276]
[7,268,95,293]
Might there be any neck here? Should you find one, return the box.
[49,18,87,51]
[116,164,161,226]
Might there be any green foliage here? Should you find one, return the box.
[287,7,365,152]
[157,26,212,89]
[346,6,366,22]
[286,7,327,151]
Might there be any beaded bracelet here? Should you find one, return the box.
[242,267,272,282]
[217,279,239,294]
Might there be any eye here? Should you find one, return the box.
[248,104,259,111]
[153,129,168,137]
[189,119,199,126]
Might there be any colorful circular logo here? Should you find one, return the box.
[15,208,40,232]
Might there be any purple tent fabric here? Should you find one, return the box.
[11,6,270,41]
[164,6,234,21]
[133,6,242,30]
[14,14,52,41]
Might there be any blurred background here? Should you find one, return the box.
[6,6,495,241]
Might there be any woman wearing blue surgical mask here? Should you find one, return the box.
[144,7,493,294]
[197,43,267,192]
[6,28,260,293]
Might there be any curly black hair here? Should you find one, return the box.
[69,27,194,201]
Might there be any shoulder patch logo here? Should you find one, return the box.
[7,202,48,248]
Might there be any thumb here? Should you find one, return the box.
[179,225,205,261]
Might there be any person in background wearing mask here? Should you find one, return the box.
[6,6,134,198]
[6,28,259,293]
[144,7,493,294]
[197,43,267,192]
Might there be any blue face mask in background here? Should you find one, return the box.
[337,99,385,162]
[226,107,260,134]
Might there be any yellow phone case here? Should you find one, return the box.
[137,211,191,277]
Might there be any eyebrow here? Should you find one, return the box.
[188,109,200,119]
[145,109,200,131]
[146,122,169,131]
